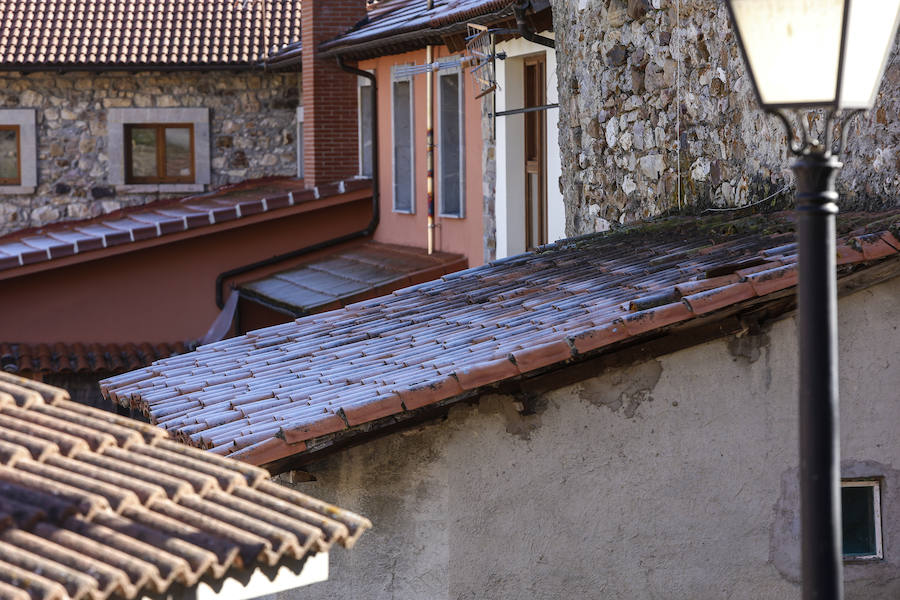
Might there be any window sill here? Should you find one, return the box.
[438,213,466,220]
[116,184,205,194]
[0,185,34,195]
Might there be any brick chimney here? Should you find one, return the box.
[301,0,367,187]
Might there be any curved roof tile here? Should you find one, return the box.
[0,372,370,600]
[0,0,302,69]
[102,210,900,466]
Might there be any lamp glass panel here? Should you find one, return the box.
[839,0,900,108]
[730,0,844,105]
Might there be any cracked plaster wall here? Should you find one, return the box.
[549,0,900,234]
[0,70,299,235]
[271,276,900,600]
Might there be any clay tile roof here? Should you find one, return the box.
[101,210,900,466]
[314,0,520,59]
[1,342,190,376]
[240,241,468,316]
[0,372,370,600]
[0,0,301,70]
[0,177,373,275]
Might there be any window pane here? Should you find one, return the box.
[440,73,462,217]
[393,80,413,212]
[129,127,157,178]
[842,485,877,556]
[0,128,17,181]
[360,85,374,178]
[165,127,192,178]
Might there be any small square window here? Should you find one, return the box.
[124,123,195,184]
[842,479,883,560]
[0,125,20,185]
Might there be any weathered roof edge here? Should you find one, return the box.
[0,178,373,279]
[228,252,900,469]
[102,218,900,468]
[316,0,520,60]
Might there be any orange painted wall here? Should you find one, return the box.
[360,48,485,266]
[0,197,372,345]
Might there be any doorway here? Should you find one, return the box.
[524,54,547,249]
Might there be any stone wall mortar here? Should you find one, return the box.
[481,96,497,263]
[0,70,299,235]
[550,0,900,235]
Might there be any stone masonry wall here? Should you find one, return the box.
[481,95,497,263]
[0,70,299,235]
[551,0,900,235]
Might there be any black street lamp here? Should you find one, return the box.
[723,2,900,599]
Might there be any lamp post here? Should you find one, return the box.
[723,2,900,599]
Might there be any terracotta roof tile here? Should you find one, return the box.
[0,342,189,376]
[102,210,900,466]
[0,1,302,69]
[0,178,373,273]
[0,373,370,599]
[316,0,518,59]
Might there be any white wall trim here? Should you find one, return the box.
[494,34,562,259]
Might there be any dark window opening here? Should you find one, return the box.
[125,123,195,184]
[842,480,882,559]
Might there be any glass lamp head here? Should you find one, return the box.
[725,0,900,110]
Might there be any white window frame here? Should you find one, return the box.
[0,109,36,194]
[841,479,883,561]
[391,68,415,214]
[437,64,466,219]
[108,107,210,193]
[358,73,375,179]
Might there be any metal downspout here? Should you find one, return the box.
[426,0,436,254]
[513,1,555,49]
[212,59,380,312]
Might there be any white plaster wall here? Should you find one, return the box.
[276,277,900,600]
[494,34,563,259]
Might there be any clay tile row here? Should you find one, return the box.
[0,178,373,273]
[0,342,189,375]
[0,372,370,600]
[102,210,900,467]
[0,0,301,67]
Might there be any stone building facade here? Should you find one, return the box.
[550,0,900,234]
[0,69,300,235]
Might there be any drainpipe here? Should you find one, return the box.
[426,0,436,255]
[213,58,379,312]
[513,1,555,49]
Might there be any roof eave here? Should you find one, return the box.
[242,253,900,472]
[0,63,269,73]
[318,5,519,60]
